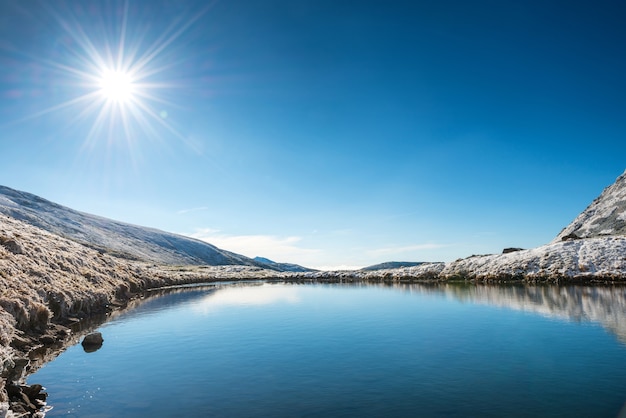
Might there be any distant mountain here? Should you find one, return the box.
[0,185,273,269]
[361,261,425,271]
[554,170,626,241]
[253,256,316,273]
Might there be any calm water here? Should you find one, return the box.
[30,282,626,417]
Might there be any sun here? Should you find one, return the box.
[14,2,212,154]
[98,69,136,104]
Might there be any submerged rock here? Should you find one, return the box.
[81,332,103,353]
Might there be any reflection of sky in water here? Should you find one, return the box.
[31,283,626,418]
[192,284,301,314]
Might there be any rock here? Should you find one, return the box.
[0,238,22,254]
[81,332,103,352]
[554,170,626,241]
[23,384,47,405]
[51,324,71,338]
[561,232,581,241]
[502,248,524,254]
[39,335,56,345]
[5,382,22,399]
[10,334,32,349]
[6,383,47,414]
[6,358,30,382]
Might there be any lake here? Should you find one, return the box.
[29,282,626,417]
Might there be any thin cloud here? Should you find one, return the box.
[186,229,320,261]
[312,265,363,271]
[177,206,209,215]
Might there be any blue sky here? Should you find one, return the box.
[1,0,625,269]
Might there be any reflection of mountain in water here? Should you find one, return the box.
[398,284,626,345]
[138,283,626,345]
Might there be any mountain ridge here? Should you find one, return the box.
[253,256,315,273]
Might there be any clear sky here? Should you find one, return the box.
[1,0,625,270]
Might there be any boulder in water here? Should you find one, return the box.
[81,332,103,352]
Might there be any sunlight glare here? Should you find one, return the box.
[98,69,135,103]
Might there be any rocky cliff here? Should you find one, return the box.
[554,170,626,241]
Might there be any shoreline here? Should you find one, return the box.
[6,274,626,416]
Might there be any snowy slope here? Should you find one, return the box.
[361,261,425,271]
[253,257,316,273]
[437,170,626,279]
[0,185,272,268]
[304,170,626,280]
[441,237,626,279]
[554,170,626,241]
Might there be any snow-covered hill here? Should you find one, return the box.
[0,186,271,269]
[440,170,626,280]
[361,261,425,271]
[440,237,626,279]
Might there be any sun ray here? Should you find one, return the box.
[129,5,213,77]
[7,91,103,126]
[81,103,111,151]
[49,8,108,71]
[116,1,129,71]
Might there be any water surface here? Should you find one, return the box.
[30,283,626,417]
